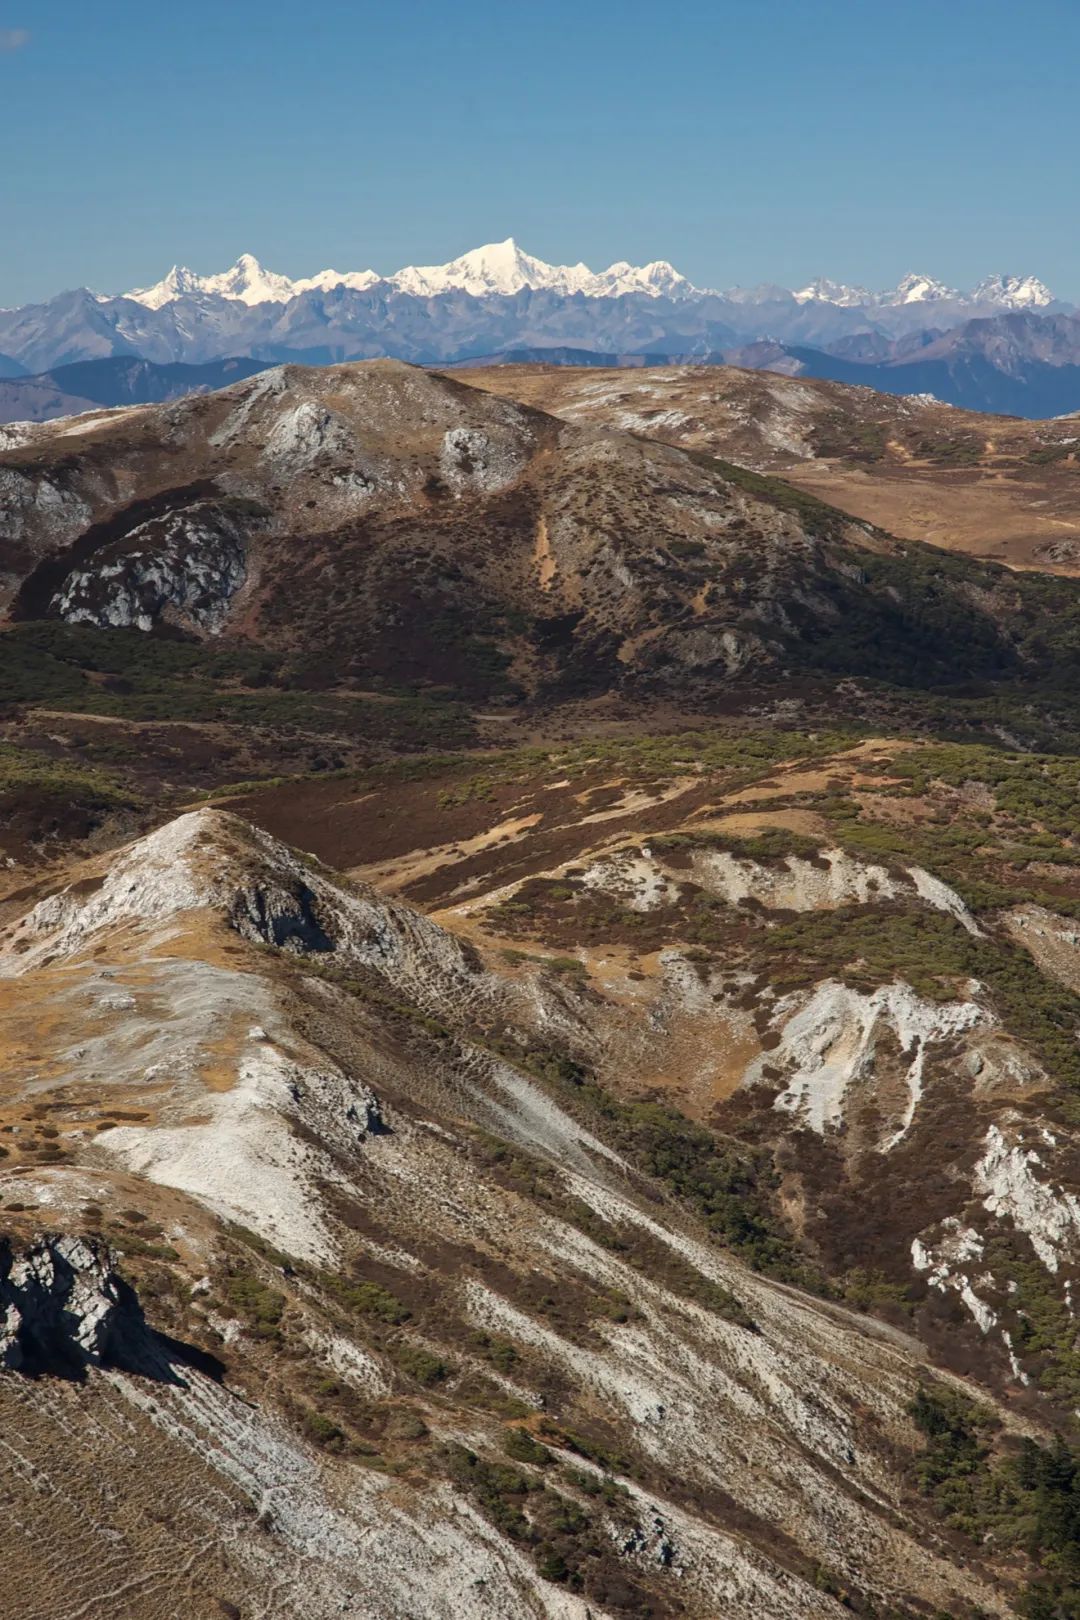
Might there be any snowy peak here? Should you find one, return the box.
[794,273,960,308]
[389,237,574,297]
[127,264,207,311]
[794,277,875,308]
[385,238,698,300]
[292,267,382,297]
[793,270,1057,311]
[888,272,960,304]
[592,258,694,298]
[121,248,1061,314]
[127,254,301,309]
[971,273,1054,309]
[200,254,298,306]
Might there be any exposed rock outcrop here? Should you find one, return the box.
[52,499,250,633]
[0,1235,142,1375]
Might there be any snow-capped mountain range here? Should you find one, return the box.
[0,239,1073,415]
[793,270,1053,310]
[127,240,698,308]
[123,238,1056,313]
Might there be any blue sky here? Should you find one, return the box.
[1,0,1078,305]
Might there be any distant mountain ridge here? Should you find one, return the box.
[0,241,1075,417]
[118,240,1061,313]
[126,240,699,307]
[733,313,1080,418]
[4,325,1080,428]
[0,355,269,426]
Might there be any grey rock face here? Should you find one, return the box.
[0,1234,132,1373]
[51,500,248,633]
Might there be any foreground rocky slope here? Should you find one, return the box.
[226,732,1080,1407]
[3,729,1080,1616]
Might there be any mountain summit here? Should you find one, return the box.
[794,269,1054,310]
[129,253,300,309]
[390,237,594,298]
[970,271,1054,308]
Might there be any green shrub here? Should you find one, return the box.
[910,1384,1080,1612]
[468,1330,520,1373]
[394,1345,450,1386]
[225,1274,286,1339]
[334,1279,411,1324]
[301,1409,345,1450]
[502,1428,553,1466]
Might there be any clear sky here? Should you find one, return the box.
[1,0,1078,305]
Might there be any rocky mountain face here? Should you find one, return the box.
[6,358,1080,1617]
[6,357,1080,708]
[1,778,1078,1620]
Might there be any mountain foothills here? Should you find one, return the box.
[2,241,1079,417]
[8,359,1080,1617]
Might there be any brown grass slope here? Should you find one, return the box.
[458,362,1080,573]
